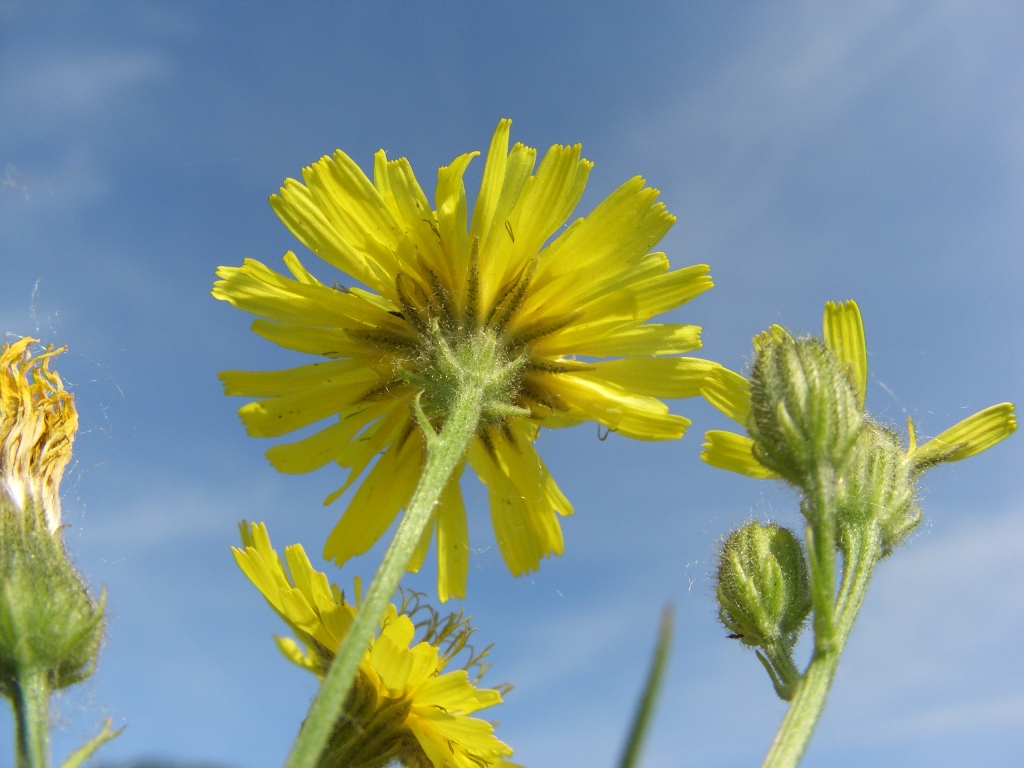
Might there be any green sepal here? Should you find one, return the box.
[0,501,104,696]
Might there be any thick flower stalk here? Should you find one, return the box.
[701,301,1016,768]
[0,339,113,768]
[214,118,713,599]
[234,522,514,768]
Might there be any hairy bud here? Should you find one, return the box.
[836,422,920,557]
[749,336,863,487]
[716,521,811,649]
[0,502,104,695]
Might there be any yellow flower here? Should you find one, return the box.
[0,338,78,533]
[233,522,515,768]
[700,300,1016,478]
[214,119,713,598]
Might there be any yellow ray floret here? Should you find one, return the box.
[700,300,1015,480]
[214,119,715,598]
[233,522,514,768]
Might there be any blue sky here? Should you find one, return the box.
[1,2,1022,767]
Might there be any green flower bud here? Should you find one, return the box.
[749,336,863,487]
[836,422,920,557]
[716,521,811,649]
[0,502,104,695]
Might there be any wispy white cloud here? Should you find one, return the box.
[1,50,169,131]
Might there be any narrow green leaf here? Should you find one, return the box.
[616,606,673,768]
[59,719,124,768]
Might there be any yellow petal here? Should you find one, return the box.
[823,300,868,408]
[323,435,423,566]
[219,359,365,397]
[436,467,469,603]
[265,401,389,474]
[332,402,410,495]
[910,402,1017,469]
[406,509,434,574]
[377,153,448,283]
[283,544,336,616]
[369,627,413,693]
[274,636,320,675]
[539,373,690,441]
[701,365,752,425]
[468,434,565,577]
[701,430,779,479]
[213,257,405,332]
[405,641,441,690]
[470,118,513,241]
[577,263,712,324]
[529,176,674,297]
[293,151,404,287]
[582,357,716,399]
[269,178,387,293]
[415,669,499,714]
[236,367,381,438]
[249,320,366,358]
[435,151,479,291]
[485,143,590,300]
[554,323,701,357]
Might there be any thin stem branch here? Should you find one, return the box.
[283,347,491,768]
[13,666,50,768]
[761,531,880,768]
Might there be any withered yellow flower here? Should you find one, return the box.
[234,522,515,768]
[0,338,78,533]
[214,119,713,599]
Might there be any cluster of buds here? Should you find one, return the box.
[708,301,1016,698]
[0,339,104,747]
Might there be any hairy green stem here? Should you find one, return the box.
[805,466,837,654]
[284,340,493,768]
[761,531,880,768]
[13,666,50,768]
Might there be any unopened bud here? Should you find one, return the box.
[836,422,920,557]
[749,336,863,487]
[716,522,811,649]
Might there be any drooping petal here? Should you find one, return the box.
[436,467,469,603]
[467,432,565,577]
[265,401,389,474]
[701,430,779,479]
[823,300,868,408]
[910,402,1017,469]
[323,435,423,566]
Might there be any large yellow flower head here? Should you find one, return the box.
[0,338,78,533]
[234,522,514,768]
[214,119,713,599]
[700,300,1017,480]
